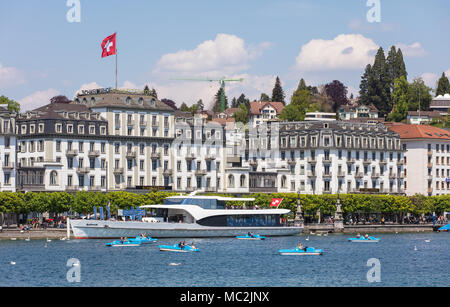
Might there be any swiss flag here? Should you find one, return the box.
[101,33,116,58]
[270,198,283,207]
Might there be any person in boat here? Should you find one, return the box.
[364,234,369,239]
[356,233,361,238]
[248,232,255,238]
[190,242,196,249]
[120,237,124,244]
[298,242,306,251]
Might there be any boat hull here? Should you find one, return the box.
[278,248,323,256]
[70,219,302,239]
[348,237,379,243]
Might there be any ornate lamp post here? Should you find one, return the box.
[334,192,344,232]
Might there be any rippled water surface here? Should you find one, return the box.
[0,232,448,286]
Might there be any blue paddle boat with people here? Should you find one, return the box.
[236,232,266,240]
[348,234,380,243]
[106,238,142,247]
[278,242,323,255]
[278,247,323,256]
[438,224,450,232]
[128,234,158,244]
[159,242,199,252]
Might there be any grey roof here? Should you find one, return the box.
[75,92,174,112]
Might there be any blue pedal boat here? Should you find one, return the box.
[106,240,142,247]
[438,224,449,232]
[236,234,266,240]
[159,244,199,252]
[278,247,323,255]
[348,236,380,243]
[128,236,158,244]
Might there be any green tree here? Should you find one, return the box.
[212,88,228,113]
[436,72,450,96]
[367,47,391,116]
[387,76,409,122]
[271,76,285,104]
[196,99,204,111]
[260,93,270,101]
[359,64,372,105]
[233,104,249,124]
[180,102,189,112]
[0,95,20,113]
[407,78,432,111]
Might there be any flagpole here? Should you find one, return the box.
[115,32,118,90]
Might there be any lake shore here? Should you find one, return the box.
[0,228,69,240]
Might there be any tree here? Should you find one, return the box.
[236,94,250,110]
[311,85,334,113]
[0,95,20,113]
[212,88,228,113]
[436,72,450,96]
[279,79,314,121]
[359,64,372,105]
[150,88,158,99]
[387,76,409,122]
[271,76,285,104]
[367,47,391,116]
[278,103,305,121]
[233,104,249,124]
[407,78,432,111]
[180,102,189,112]
[196,99,204,111]
[260,93,270,101]
[50,95,71,104]
[161,98,177,110]
[324,80,349,112]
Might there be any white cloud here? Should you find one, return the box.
[73,82,103,97]
[348,19,394,32]
[294,34,379,71]
[396,42,427,57]
[0,63,26,88]
[154,34,268,75]
[19,89,60,111]
[421,69,450,88]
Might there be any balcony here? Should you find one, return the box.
[185,153,195,160]
[152,121,160,127]
[126,151,137,159]
[355,172,364,178]
[307,171,317,178]
[127,120,135,126]
[371,173,380,178]
[195,169,207,176]
[66,185,79,192]
[397,160,404,165]
[337,171,346,177]
[363,159,372,164]
[427,187,432,194]
[322,158,332,164]
[205,154,216,161]
[307,157,316,163]
[323,172,332,178]
[346,158,355,164]
[249,160,258,166]
[76,167,90,174]
[88,185,101,191]
[389,173,397,179]
[113,167,124,174]
[323,190,332,194]
[88,150,100,157]
[139,120,147,126]
[2,162,14,169]
[227,155,241,163]
[379,159,387,165]
[66,149,78,157]
[151,152,161,159]
[287,159,296,165]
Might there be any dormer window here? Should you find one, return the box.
[38,123,44,133]
[138,97,143,105]
[126,97,131,104]
[78,125,84,134]
[89,125,95,134]
[82,98,87,104]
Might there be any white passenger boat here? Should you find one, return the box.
[70,192,302,239]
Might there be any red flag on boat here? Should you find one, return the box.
[101,33,116,58]
[270,198,283,207]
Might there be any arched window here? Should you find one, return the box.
[126,97,131,104]
[240,175,246,187]
[138,97,144,105]
[228,175,235,188]
[50,171,58,185]
[281,175,287,188]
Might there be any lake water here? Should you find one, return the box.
[0,232,448,287]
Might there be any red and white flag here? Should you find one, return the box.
[101,33,116,58]
[270,198,283,207]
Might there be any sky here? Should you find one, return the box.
[1,0,449,111]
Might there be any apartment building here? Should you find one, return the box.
[0,105,16,191]
[387,123,450,196]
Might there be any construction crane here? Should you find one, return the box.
[171,77,244,112]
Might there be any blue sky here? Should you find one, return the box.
[1,0,449,111]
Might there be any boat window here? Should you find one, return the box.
[163,197,220,209]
